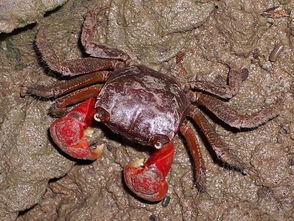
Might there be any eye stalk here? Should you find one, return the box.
[154,142,163,149]
[94,107,110,122]
[151,135,169,150]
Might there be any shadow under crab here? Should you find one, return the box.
[22,8,280,202]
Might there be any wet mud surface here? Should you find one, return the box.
[0,0,293,220]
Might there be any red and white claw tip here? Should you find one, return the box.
[50,98,101,160]
[123,142,175,202]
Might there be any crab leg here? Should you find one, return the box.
[124,142,175,202]
[187,68,249,99]
[189,108,245,172]
[36,28,121,76]
[189,91,280,129]
[50,97,102,160]
[180,124,206,192]
[21,71,109,99]
[82,8,131,62]
[49,85,102,117]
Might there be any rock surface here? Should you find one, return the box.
[0,0,68,33]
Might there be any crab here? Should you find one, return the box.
[22,8,280,202]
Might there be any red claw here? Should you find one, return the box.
[124,142,175,202]
[50,98,101,160]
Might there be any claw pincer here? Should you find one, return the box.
[50,98,100,160]
[124,142,175,202]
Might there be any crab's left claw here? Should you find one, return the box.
[50,98,102,160]
[124,142,175,202]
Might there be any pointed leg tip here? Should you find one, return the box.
[20,86,28,97]
[196,183,207,193]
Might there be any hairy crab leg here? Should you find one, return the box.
[36,28,121,76]
[189,91,280,129]
[50,97,102,160]
[189,108,245,172]
[186,68,248,99]
[49,85,102,117]
[81,8,131,62]
[21,71,109,99]
[180,124,206,192]
[124,142,175,202]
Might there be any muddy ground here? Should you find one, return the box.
[0,0,293,220]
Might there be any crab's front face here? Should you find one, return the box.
[94,65,190,148]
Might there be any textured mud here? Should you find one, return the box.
[0,0,293,220]
[0,0,69,33]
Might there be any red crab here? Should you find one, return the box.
[22,9,280,202]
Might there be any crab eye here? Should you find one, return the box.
[94,113,101,122]
[154,142,163,149]
[152,135,169,149]
[94,108,109,122]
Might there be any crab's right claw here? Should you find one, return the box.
[124,142,175,202]
[50,98,102,160]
